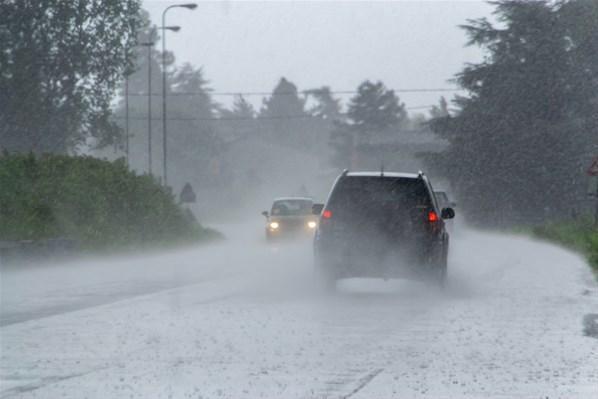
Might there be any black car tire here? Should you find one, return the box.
[438,246,448,287]
[422,240,447,287]
[435,237,449,288]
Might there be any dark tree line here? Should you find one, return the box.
[425,0,598,225]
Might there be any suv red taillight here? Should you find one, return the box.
[322,209,332,219]
[427,210,439,222]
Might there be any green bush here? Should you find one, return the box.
[532,218,598,274]
[0,153,220,250]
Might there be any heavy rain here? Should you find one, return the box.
[1,1,597,398]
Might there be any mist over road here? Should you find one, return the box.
[1,222,597,398]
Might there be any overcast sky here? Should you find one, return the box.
[142,0,494,114]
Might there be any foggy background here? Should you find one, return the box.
[95,1,495,223]
[3,0,596,228]
[140,0,491,109]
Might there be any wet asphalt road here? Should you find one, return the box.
[1,224,597,398]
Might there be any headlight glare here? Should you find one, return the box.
[269,221,279,229]
[307,221,317,229]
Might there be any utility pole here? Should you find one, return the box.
[147,43,152,175]
[125,73,130,165]
[161,20,167,184]
[140,33,155,175]
[158,24,181,183]
[122,46,131,166]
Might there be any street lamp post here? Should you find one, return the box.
[139,38,155,175]
[161,3,197,186]
[125,72,129,165]
[123,48,131,166]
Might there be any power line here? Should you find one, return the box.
[117,114,323,122]
[406,105,437,110]
[126,88,463,97]
[115,105,437,123]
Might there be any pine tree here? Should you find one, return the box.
[258,77,311,148]
[330,80,406,167]
[429,97,449,119]
[230,95,255,119]
[306,87,341,120]
[260,77,306,118]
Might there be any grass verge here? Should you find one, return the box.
[531,218,598,276]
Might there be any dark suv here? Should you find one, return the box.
[312,170,455,289]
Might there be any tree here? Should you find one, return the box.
[330,80,406,168]
[558,0,598,150]
[167,64,223,188]
[346,81,406,138]
[426,0,598,225]
[219,95,255,120]
[429,97,449,119]
[170,64,214,119]
[216,94,257,143]
[305,86,342,120]
[0,0,142,154]
[231,95,255,119]
[260,77,306,118]
[259,77,312,148]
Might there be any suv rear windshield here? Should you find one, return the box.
[435,191,449,207]
[271,199,313,216]
[327,177,431,215]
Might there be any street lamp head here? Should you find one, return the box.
[161,25,181,32]
[179,3,197,10]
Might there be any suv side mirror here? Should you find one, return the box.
[312,203,324,215]
[441,207,455,219]
[261,211,269,217]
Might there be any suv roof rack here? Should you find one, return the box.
[417,170,425,179]
[341,169,349,176]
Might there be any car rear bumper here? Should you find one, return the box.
[314,235,444,279]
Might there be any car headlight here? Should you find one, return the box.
[307,221,317,229]
[269,221,279,229]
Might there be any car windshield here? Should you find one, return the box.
[271,199,313,216]
[328,177,431,213]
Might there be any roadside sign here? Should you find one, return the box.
[180,182,196,203]
[587,156,598,176]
